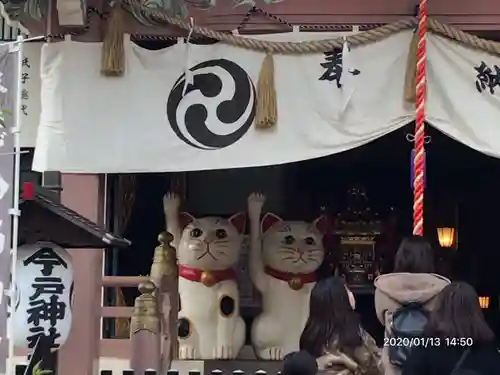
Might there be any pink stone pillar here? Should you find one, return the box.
[130,282,161,373]
[131,331,161,372]
[58,174,103,375]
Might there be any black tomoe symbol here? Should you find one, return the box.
[167,59,256,150]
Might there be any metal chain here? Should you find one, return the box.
[43,0,500,57]
[43,5,384,42]
[255,7,293,28]
[132,34,216,42]
[300,24,384,31]
[236,6,255,32]
[236,5,292,32]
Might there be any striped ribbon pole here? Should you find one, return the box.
[413,0,427,236]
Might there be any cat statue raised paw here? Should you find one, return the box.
[248,193,328,360]
[163,192,247,360]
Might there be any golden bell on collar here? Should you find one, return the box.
[200,271,216,287]
[288,277,304,291]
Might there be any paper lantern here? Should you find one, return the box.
[437,227,455,248]
[10,242,73,350]
[479,296,490,309]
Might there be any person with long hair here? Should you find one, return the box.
[300,276,382,375]
[403,282,500,375]
[374,235,450,375]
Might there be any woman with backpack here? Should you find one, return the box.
[374,236,450,375]
[300,276,383,375]
[402,282,500,375]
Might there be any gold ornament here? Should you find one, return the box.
[201,271,216,287]
[288,277,304,290]
[130,281,160,335]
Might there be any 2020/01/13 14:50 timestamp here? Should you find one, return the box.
[445,337,474,347]
[384,337,473,347]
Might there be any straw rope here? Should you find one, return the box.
[102,4,126,76]
[108,0,500,235]
[427,19,500,55]
[255,53,277,129]
[122,0,415,52]
[121,0,500,57]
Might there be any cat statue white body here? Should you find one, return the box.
[163,193,246,360]
[248,193,327,360]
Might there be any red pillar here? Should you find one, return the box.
[58,174,103,375]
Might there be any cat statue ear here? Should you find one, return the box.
[312,215,330,234]
[229,212,247,234]
[261,213,283,234]
[179,212,195,230]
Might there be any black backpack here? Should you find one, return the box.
[388,301,429,367]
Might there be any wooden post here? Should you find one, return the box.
[130,281,161,373]
[149,232,178,368]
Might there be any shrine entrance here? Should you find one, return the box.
[105,125,500,347]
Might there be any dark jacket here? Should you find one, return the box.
[316,330,383,375]
[401,343,500,375]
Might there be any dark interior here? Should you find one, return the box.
[106,123,500,342]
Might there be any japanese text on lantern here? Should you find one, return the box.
[319,49,360,88]
[475,61,500,94]
[21,57,30,116]
[23,247,68,349]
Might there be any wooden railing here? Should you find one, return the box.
[13,276,144,358]
[101,276,148,319]
[99,276,144,359]
[97,232,178,372]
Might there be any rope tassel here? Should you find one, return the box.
[255,53,277,129]
[404,31,418,103]
[101,4,125,77]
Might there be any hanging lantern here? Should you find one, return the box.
[479,296,490,309]
[11,242,74,350]
[437,227,455,248]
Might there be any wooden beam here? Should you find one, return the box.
[42,0,500,40]
[122,0,500,35]
[102,275,149,287]
[56,0,86,26]
[101,306,134,318]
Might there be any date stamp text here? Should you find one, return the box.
[384,337,441,348]
[384,337,474,348]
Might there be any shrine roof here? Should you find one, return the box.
[19,183,131,248]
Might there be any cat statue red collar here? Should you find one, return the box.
[163,192,247,360]
[179,265,237,287]
[264,266,317,290]
[247,192,328,360]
